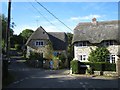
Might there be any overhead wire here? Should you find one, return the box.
[35,0,73,32]
[28,1,55,26]
[27,1,65,32]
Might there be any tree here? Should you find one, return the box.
[10,34,23,48]
[88,47,110,62]
[44,40,53,60]
[1,14,14,41]
[20,29,34,44]
[66,33,74,67]
[1,14,14,53]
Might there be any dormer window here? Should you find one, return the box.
[103,40,115,46]
[35,40,44,46]
[75,41,88,47]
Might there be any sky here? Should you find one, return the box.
[1,1,119,35]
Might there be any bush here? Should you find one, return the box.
[53,56,59,70]
[15,44,21,51]
[104,63,116,71]
[86,68,93,75]
[29,51,43,60]
[59,53,66,63]
[27,51,43,68]
[58,53,67,68]
[88,47,110,62]
[80,62,116,71]
[70,60,80,74]
[59,60,65,69]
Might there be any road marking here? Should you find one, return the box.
[82,85,86,88]
[85,82,88,84]
[80,82,83,85]
[13,81,20,84]
[12,76,30,85]
[58,80,64,83]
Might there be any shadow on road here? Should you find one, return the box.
[3,50,120,89]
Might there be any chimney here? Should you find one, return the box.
[92,18,98,25]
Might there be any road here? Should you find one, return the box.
[3,56,120,89]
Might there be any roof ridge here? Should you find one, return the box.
[48,32,65,33]
[78,20,118,24]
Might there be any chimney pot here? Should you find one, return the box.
[92,18,97,25]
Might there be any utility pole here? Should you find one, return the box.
[6,0,11,60]
[3,0,11,83]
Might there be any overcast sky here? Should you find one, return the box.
[1,1,119,35]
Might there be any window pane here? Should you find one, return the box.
[39,42,41,45]
[110,41,113,45]
[83,42,87,46]
[111,55,115,63]
[80,55,82,60]
[36,42,38,45]
[83,55,86,60]
[112,60,115,63]
[41,42,43,45]
[78,42,82,46]
[75,43,79,46]
[106,41,110,46]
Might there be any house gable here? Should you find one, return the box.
[26,26,67,51]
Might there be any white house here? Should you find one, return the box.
[72,18,120,64]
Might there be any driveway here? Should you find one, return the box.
[3,58,120,89]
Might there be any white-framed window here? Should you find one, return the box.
[103,40,115,46]
[35,41,44,46]
[76,41,88,47]
[106,54,116,63]
[111,55,115,63]
[79,54,87,61]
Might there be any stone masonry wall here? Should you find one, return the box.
[94,71,117,76]
[74,45,119,63]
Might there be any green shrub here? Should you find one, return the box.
[90,62,104,71]
[88,47,110,62]
[15,44,21,51]
[27,51,43,68]
[59,53,66,63]
[80,62,116,71]
[59,60,65,69]
[29,51,43,60]
[104,63,116,71]
[70,60,80,74]
[86,68,93,75]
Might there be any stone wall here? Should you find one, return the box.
[74,45,97,62]
[74,44,119,63]
[94,71,117,76]
[116,60,120,76]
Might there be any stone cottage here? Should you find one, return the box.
[72,18,120,64]
[26,26,68,62]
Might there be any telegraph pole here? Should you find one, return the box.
[3,0,12,83]
[6,0,11,60]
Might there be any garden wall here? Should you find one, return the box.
[94,71,117,76]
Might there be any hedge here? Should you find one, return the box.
[80,62,116,71]
[70,60,80,74]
